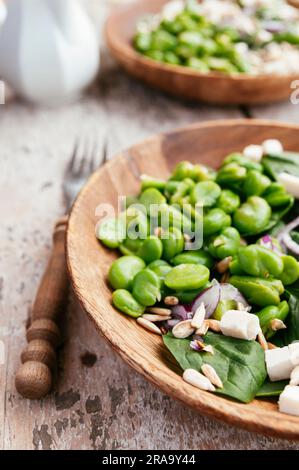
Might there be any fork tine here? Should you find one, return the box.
[67,138,80,173]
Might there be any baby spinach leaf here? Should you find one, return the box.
[163,332,267,403]
[263,152,299,179]
[273,288,299,347]
[256,379,288,397]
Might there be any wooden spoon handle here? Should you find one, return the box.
[15,217,69,399]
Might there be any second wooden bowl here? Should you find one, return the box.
[67,119,299,440]
[105,0,298,105]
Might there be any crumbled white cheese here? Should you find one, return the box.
[243,144,263,162]
[219,310,260,341]
[262,139,283,155]
[277,172,299,200]
[265,346,294,381]
[279,385,299,417]
[289,342,299,367]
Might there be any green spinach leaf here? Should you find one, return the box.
[163,332,267,403]
[273,288,299,347]
[256,379,288,397]
[263,152,299,179]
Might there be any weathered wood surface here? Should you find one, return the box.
[1,0,299,450]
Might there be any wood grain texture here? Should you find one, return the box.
[1,0,299,451]
[67,120,299,441]
[105,0,298,105]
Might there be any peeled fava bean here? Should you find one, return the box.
[279,255,299,286]
[237,245,284,279]
[256,301,289,339]
[160,227,184,261]
[233,196,272,236]
[165,263,210,291]
[223,153,263,173]
[229,275,284,307]
[97,217,126,248]
[203,209,231,236]
[208,227,241,259]
[216,189,240,214]
[108,256,145,290]
[137,236,163,264]
[112,289,144,318]
[190,181,221,207]
[243,170,271,197]
[132,269,161,306]
[171,249,213,268]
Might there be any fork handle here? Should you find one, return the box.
[15,216,69,399]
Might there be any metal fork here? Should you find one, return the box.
[15,138,107,400]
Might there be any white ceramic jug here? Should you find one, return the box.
[0,0,100,105]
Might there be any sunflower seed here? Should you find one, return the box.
[216,256,233,274]
[202,345,215,355]
[164,296,179,306]
[258,329,268,350]
[172,320,195,339]
[270,319,287,332]
[191,302,205,329]
[183,368,215,392]
[136,317,162,335]
[206,319,221,333]
[142,314,171,322]
[196,320,209,336]
[201,364,223,389]
[146,307,172,316]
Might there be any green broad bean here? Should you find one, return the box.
[208,227,241,259]
[191,164,216,182]
[279,255,299,286]
[165,263,210,291]
[97,217,126,249]
[139,188,166,214]
[134,33,152,53]
[137,236,163,264]
[119,238,143,256]
[164,51,181,65]
[164,181,181,198]
[108,255,145,290]
[141,175,166,192]
[186,57,209,72]
[216,163,247,191]
[223,153,263,172]
[160,227,184,261]
[233,196,272,236]
[159,204,193,234]
[112,289,144,318]
[256,301,289,339]
[170,161,194,181]
[203,208,231,236]
[171,249,213,268]
[147,260,172,280]
[126,207,148,239]
[145,50,164,62]
[229,257,244,275]
[243,170,271,197]
[237,245,284,279]
[132,269,161,306]
[263,183,294,208]
[124,195,139,209]
[213,300,237,321]
[229,275,284,307]
[206,57,238,73]
[170,178,195,204]
[216,189,240,214]
[151,30,177,51]
[190,181,221,207]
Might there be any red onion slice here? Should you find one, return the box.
[191,280,221,318]
[163,318,180,331]
[258,234,283,254]
[277,216,299,256]
[171,304,193,321]
[220,283,250,309]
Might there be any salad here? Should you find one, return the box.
[134,0,299,75]
[97,137,299,417]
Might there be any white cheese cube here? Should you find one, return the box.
[277,172,299,199]
[279,385,299,417]
[243,144,263,163]
[262,139,283,155]
[289,343,299,367]
[219,310,260,341]
[265,346,294,381]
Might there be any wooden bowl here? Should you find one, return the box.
[67,119,299,440]
[105,0,298,105]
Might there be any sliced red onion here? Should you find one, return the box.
[220,283,250,310]
[191,280,221,318]
[282,233,299,257]
[163,318,180,331]
[277,216,299,243]
[171,304,193,321]
[262,21,285,34]
[258,235,282,254]
[190,340,202,351]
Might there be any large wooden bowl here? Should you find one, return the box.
[105,0,298,105]
[67,120,299,440]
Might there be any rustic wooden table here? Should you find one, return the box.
[1,1,299,450]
